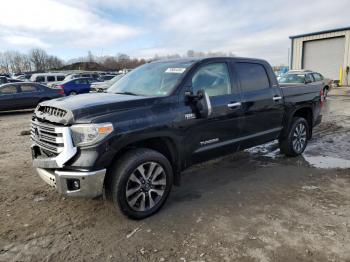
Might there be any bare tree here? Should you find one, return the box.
[29,48,48,72]
[0,52,11,73]
[46,55,64,69]
[87,50,95,63]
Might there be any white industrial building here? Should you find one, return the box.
[290,27,350,85]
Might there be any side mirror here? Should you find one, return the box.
[305,79,312,84]
[185,89,212,118]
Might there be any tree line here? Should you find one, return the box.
[0,48,236,74]
[0,49,64,74]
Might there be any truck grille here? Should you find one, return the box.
[37,106,67,118]
[31,121,64,155]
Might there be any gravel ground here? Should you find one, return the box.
[0,88,350,262]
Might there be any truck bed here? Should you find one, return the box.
[280,83,322,103]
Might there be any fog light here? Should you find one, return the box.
[67,179,80,191]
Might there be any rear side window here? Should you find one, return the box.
[312,73,323,81]
[0,86,18,94]
[57,76,65,81]
[74,79,87,84]
[21,85,37,92]
[236,63,270,92]
[305,74,314,82]
[35,76,45,82]
[192,63,231,97]
[47,76,55,82]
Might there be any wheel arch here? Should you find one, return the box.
[107,135,181,186]
[290,106,313,139]
[280,106,313,140]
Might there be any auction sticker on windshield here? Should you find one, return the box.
[165,68,186,74]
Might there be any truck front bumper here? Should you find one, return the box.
[36,168,106,198]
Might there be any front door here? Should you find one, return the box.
[181,61,244,165]
[0,85,21,111]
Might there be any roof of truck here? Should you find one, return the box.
[150,56,268,64]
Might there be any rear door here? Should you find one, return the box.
[0,85,21,110]
[234,61,284,148]
[183,60,244,164]
[74,79,90,93]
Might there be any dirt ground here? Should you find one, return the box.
[1,88,350,262]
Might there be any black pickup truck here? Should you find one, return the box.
[31,57,323,219]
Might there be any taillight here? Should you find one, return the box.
[57,85,65,95]
[320,89,324,107]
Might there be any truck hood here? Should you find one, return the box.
[34,92,155,125]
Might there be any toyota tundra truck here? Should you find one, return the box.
[31,57,323,219]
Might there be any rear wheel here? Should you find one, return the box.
[323,87,329,99]
[69,91,77,95]
[279,117,309,157]
[107,148,173,219]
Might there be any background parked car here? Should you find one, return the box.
[0,82,64,111]
[55,77,94,95]
[98,74,116,82]
[30,73,66,84]
[0,73,11,78]
[64,72,100,82]
[91,74,125,92]
[278,70,332,97]
[0,76,23,85]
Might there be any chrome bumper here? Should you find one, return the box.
[36,168,106,198]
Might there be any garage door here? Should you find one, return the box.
[303,37,345,80]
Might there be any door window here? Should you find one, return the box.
[312,73,323,81]
[0,86,18,94]
[20,85,38,92]
[74,79,88,84]
[57,76,65,81]
[236,63,270,91]
[192,63,231,97]
[35,76,45,82]
[305,74,314,83]
[47,76,55,82]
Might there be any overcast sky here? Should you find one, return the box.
[0,0,349,65]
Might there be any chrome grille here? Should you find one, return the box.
[37,106,67,118]
[31,121,64,155]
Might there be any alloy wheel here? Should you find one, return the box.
[292,123,307,153]
[125,162,167,212]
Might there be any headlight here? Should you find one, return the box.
[70,123,113,147]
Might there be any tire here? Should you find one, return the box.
[107,148,173,219]
[279,117,309,157]
[69,91,77,95]
[323,87,329,99]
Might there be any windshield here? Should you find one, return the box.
[279,74,305,84]
[107,61,193,96]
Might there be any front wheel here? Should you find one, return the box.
[279,117,309,157]
[107,148,173,219]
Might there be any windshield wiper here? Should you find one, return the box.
[114,91,139,96]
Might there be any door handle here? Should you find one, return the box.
[227,102,242,108]
[272,96,282,101]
